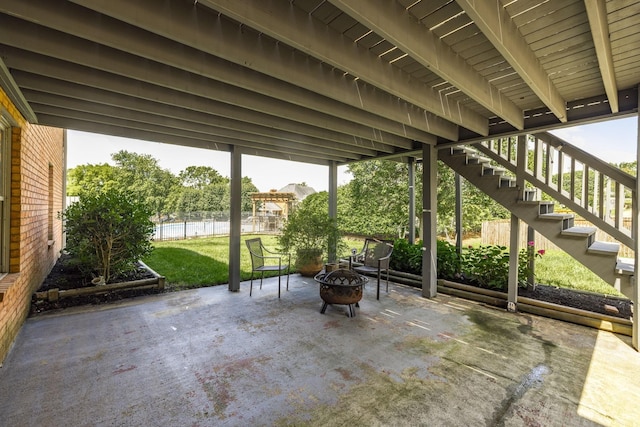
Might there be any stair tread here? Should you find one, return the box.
[539,213,573,220]
[561,226,597,236]
[588,241,620,255]
[616,257,634,275]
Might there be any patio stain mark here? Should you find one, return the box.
[82,350,105,363]
[335,367,358,382]
[323,320,341,329]
[489,364,551,426]
[112,364,137,375]
[274,362,467,426]
[195,355,271,419]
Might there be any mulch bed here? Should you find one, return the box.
[30,254,159,315]
[518,284,632,319]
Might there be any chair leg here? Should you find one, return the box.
[385,269,389,292]
[249,273,254,297]
[278,273,281,298]
[376,269,381,300]
[260,272,264,289]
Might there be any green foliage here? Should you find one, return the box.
[390,239,423,275]
[111,150,179,218]
[340,160,420,237]
[179,166,227,189]
[386,238,542,290]
[277,193,345,266]
[461,245,511,290]
[67,163,118,196]
[436,240,461,280]
[61,189,154,283]
[422,160,510,236]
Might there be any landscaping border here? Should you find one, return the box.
[33,261,165,303]
[362,269,633,336]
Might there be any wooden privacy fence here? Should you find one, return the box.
[481,218,634,258]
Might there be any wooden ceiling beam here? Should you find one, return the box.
[456,0,568,123]
[331,0,524,130]
[585,0,619,113]
[68,0,452,140]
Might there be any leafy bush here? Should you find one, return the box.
[390,239,423,275]
[436,240,461,280]
[389,239,542,291]
[460,243,544,290]
[61,189,154,283]
[277,198,345,267]
[461,245,511,290]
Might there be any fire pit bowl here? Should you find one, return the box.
[314,268,367,317]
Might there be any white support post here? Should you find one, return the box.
[328,161,338,263]
[507,214,519,311]
[455,173,462,255]
[422,144,437,298]
[408,157,416,243]
[634,88,640,351]
[228,147,242,292]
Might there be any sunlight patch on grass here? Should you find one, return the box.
[535,250,623,296]
[144,235,364,291]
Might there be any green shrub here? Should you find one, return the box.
[461,245,510,290]
[390,239,423,275]
[436,240,461,280]
[61,189,154,283]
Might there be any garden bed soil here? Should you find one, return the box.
[32,255,633,321]
[30,254,159,315]
[518,283,632,319]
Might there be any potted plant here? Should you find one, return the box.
[278,207,344,277]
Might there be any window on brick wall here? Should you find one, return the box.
[0,115,10,272]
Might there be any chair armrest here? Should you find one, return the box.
[378,253,392,269]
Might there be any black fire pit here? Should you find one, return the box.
[314,268,367,317]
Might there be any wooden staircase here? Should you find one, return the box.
[438,133,636,301]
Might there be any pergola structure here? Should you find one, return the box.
[1,1,639,347]
[250,191,296,218]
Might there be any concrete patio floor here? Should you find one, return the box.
[1,275,639,426]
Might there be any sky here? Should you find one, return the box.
[66,116,638,192]
[66,130,351,192]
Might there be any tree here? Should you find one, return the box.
[111,150,179,218]
[179,166,227,189]
[341,160,418,237]
[61,189,154,283]
[221,176,260,212]
[67,163,118,196]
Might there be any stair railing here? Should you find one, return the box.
[473,132,636,249]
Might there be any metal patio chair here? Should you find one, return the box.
[245,238,290,298]
[350,238,394,300]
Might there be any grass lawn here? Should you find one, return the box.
[145,235,623,297]
[143,235,364,292]
[535,250,623,296]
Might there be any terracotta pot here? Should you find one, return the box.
[296,251,323,277]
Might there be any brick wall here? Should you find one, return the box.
[0,87,65,364]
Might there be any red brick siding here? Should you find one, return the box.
[0,87,65,364]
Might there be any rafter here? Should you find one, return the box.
[65,0,455,140]
[0,41,412,153]
[456,0,567,123]
[199,0,487,135]
[21,85,375,159]
[330,0,523,130]
[584,0,618,113]
[0,0,440,144]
